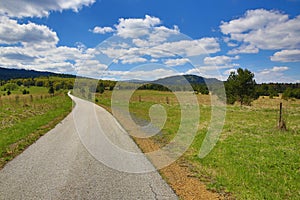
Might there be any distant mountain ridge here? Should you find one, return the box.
[153,74,220,85]
[0,67,220,86]
[124,75,221,85]
[0,67,75,80]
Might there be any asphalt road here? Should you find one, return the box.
[0,94,177,200]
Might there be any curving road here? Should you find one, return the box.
[0,94,177,200]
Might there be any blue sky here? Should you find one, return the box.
[0,0,299,82]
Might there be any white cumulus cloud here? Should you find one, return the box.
[115,15,161,38]
[157,38,220,57]
[92,15,220,65]
[164,58,190,66]
[227,44,259,55]
[0,0,96,18]
[271,49,300,62]
[101,68,180,81]
[256,66,292,83]
[91,26,115,34]
[221,9,300,54]
[0,14,222,79]
[260,66,289,75]
[0,16,58,48]
[204,55,239,65]
[118,55,148,64]
[75,59,107,77]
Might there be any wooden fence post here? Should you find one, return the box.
[278,102,287,131]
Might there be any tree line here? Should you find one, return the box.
[0,77,74,90]
[1,70,299,105]
[0,67,75,81]
[225,68,300,105]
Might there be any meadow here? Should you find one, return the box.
[96,90,300,200]
[0,87,72,168]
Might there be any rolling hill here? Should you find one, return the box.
[0,67,221,88]
[0,67,75,80]
[153,74,220,85]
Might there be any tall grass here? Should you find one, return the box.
[0,90,72,168]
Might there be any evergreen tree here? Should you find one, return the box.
[48,86,55,96]
[225,68,257,105]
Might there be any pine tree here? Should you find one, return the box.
[225,68,257,105]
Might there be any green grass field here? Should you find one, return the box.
[0,88,72,168]
[1,86,49,96]
[96,90,300,199]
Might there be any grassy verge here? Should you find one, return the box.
[0,90,72,168]
[96,90,300,199]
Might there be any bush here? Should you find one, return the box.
[48,86,54,95]
[4,83,19,91]
[282,88,300,99]
[22,89,29,95]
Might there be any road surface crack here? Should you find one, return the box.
[149,183,159,200]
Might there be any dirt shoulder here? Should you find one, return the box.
[134,137,223,200]
[100,103,227,199]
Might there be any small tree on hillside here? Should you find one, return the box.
[225,68,257,105]
[48,86,54,96]
[97,82,105,94]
